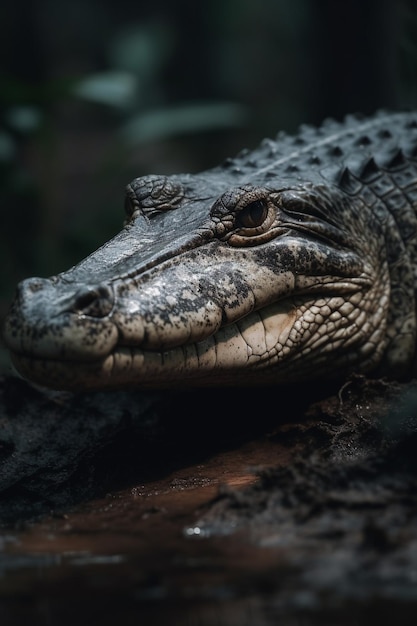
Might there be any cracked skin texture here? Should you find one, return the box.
[3,111,417,390]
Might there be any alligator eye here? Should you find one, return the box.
[237,199,268,228]
[212,187,278,246]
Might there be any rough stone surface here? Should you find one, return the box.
[0,375,165,523]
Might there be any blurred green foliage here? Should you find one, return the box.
[73,23,247,140]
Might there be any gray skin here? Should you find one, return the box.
[4,111,417,390]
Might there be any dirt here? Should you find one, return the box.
[1,373,417,625]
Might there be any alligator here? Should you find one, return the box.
[4,110,417,391]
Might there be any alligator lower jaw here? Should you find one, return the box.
[9,336,282,390]
[8,349,274,391]
[7,301,297,391]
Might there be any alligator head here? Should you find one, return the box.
[4,113,416,390]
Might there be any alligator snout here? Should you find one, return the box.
[15,277,114,320]
[3,276,118,362]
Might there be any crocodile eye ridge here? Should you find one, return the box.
[124,175,185,221]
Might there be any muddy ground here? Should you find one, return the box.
[1,373,417,625]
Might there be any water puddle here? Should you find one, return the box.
[0,433,301,625]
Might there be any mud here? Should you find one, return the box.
[1,374,417,625]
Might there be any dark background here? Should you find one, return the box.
[1,0,417,370]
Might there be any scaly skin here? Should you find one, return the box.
[3,111,417,390]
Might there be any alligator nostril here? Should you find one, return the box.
[73,284,114,318]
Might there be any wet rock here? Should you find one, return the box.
[0,374,313,525]
[0,375,164,524]
[195,376,417,601]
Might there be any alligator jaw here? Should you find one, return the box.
[8,300,297,390]
[6,273,385,391]
[4,228,377,391]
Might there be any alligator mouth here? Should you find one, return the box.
[8,301,297,391]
